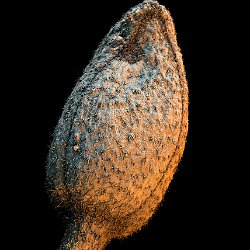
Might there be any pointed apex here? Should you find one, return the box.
[142,0,161,8]
[143,0,159,3]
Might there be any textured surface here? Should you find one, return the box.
[46,0,188,249]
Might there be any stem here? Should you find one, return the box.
[59,216,110,250]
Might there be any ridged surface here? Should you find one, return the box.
[47,1,188,249]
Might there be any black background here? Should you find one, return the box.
[3,0,246,249]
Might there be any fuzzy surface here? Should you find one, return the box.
[47,0,188,249]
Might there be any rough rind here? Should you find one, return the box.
[47,1,188,249]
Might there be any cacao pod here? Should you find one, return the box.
[47,0,188,249]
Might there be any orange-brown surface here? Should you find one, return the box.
[47,1,188,249]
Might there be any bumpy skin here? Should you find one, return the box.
[46,0,188,249]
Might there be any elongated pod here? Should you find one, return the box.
[47,0,188,249]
